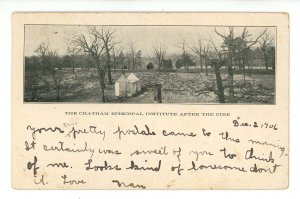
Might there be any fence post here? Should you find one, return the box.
[157,84,162,103]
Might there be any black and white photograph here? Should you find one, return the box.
[24,25,276,104]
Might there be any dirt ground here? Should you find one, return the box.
[24,70,275,104]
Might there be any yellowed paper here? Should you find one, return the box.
[12,12,289,189]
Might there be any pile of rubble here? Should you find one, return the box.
[134,72,218,103]
[137,72,214,95]
[234,80,275,104]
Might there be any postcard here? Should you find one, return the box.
[12,12,289,189]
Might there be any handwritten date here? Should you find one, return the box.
[233,117,278,130]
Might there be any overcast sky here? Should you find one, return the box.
[25,25,276,57]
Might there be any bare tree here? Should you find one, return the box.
[35,41,49,73]
[260,31,274,70]
[214,27,267,102]
[153,44,167,69]
[118,50,125,74]
[129,41,137,71]
[67,45,80,74]
[35,41,49,57]
[125,52,131,71]
[202,43,211,76]
[190,38,204,72]
[71,27,106,102]
[177,38,189,71]
[112,46,122,73]
[190,38,211,76]
[136,50,142,70]
[214,27,235,102]
[96,27,119,84]
[48,50,64,101]
[210,40,225,103]
[34,42,64,101]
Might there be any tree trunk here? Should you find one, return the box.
[132,54,135,71]
[106,52,113,85]
[107,64,113,85]
[185,61,188,72]
[56,86,60,102]
[214,65,225,103]
[200,56,203,72]
[241,59,246,83]
[265,58,268,70]
[72,62,75,74]
[122,61,125,75]
[97,66,106,103]
[227,65,235,103]
[100,72,106,102]
[186,61,188,72]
